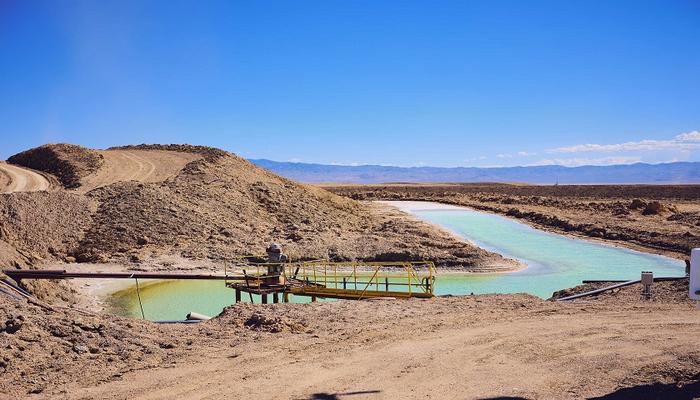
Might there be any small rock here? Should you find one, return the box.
[629,199,647,210]
[50,326,69,338]
[219,228,234,237]
[28,386,44,394]
[3,318,23,334]
[642,201,664,215]
[73,344,89,354]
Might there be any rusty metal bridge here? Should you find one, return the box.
[227,260,435,303]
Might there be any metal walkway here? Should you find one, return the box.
[227,261,436,302]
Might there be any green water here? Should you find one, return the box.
[109,280,323,321]
[110,205,684,320]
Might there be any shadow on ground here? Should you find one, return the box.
[296,390,381,400]
[477,397,530,400]
[587,379,700,400]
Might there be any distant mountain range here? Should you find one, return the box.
[250,160,700,184]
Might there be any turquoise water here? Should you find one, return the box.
[416,208,684,298]
[110,204,685,320]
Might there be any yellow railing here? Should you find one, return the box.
[283,261,435,298]
[224,259,436,299]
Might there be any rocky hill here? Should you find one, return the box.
[0,144,514,279]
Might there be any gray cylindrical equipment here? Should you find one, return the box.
[266,243,288,280]
[186,312,211,321]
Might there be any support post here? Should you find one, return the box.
[262,294,268,304]
[311,295,317,302]
[235,288,241,303]
[690,248,700,301]
[273,292,279,304]
[134,277,145,320]
[283,292,289,303]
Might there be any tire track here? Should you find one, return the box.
[76,150,201,192]
[0,161,51,193]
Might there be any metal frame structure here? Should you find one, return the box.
[226,260,436,302]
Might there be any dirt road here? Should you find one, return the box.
[0,162,51,193]
[77,150,201,192]
[66,296,700,400]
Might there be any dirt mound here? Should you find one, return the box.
[72,150,507,268]
[0,144,511,286]
[0,191,95,302]
[8,144,103,189]
[218,304,310,333]
[0,192,94,264]
[0,296,187,397]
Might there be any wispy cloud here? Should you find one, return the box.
[529,156,642,167]
[548,131,700,154]
[330,161,362,166]
[517,151,536,156]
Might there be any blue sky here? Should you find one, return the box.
[1,0,699,167]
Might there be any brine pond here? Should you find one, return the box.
[109,201,685,320]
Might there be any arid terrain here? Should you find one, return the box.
[1,145,516,286]
[2,281,699,399]
[1,144,699,399]
[325,183,700,260]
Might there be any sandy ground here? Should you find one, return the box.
[0,161,51,193]
[59,293,700,400]
[76,150,201,192]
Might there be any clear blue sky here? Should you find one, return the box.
[1,0,699,167]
